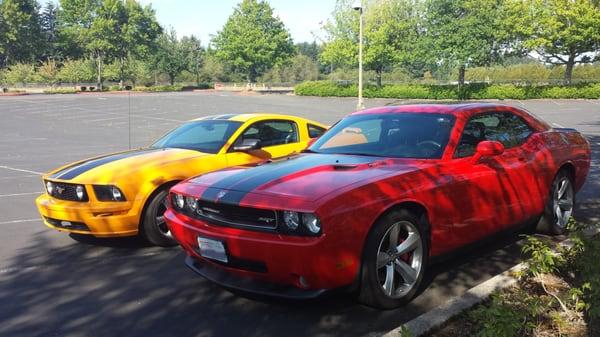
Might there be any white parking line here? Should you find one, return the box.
[0,219,39,225]
[0,192,42,197]
[0,174,39,180]
[0,165,42,175]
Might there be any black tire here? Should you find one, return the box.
[358,209,429,309]
[537,169,575,235]
[140,188,177,247]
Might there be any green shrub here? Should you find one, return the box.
[294,81,600,100]
[43,88,80,94]
[131,85,184,92]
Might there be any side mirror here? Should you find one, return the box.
[233,138,261,152]
[472,140,504,163]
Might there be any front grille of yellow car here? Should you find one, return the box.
[191,199,279,231]
[46,181,89,202]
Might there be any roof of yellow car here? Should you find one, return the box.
[190,113,306,123]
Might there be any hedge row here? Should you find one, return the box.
[294,81,600,100]
[42,84,214,95]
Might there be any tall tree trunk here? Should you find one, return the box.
[169,74,175,85]
[96,53,103,91]
[458,64,466,88]
[564,54,576,85]
[376,69,382,88]
[119,56,125,89]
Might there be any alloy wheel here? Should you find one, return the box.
[155,196,172,238]
[553,177,573,229]
[375,220,423,298]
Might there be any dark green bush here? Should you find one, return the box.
[131,85,184,92]
[294,81,600,100]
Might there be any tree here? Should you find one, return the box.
[152,28,188,85]
[40,2,60,61]
[114,0,161,87]
[505,0,600,84]
[181,35,204,85]
[0,0,43,67]
[86,0,123,89]
[320,0,426,87]
[212,0,294,82]
[425,0,507,86]
[57,0,100,59]
[57,58,95,85]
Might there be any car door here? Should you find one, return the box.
[224,119,305,167]
[445,112,537,243]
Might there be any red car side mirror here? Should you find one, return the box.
[472,140,504,163]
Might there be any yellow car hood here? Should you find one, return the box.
[46,147,210,184]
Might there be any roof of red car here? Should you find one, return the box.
[351,103,516,116]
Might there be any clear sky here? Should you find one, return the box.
[47,0,336,45]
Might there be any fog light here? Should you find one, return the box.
[75,185,85,200]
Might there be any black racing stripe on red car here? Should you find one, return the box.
[203,154,375,205]
[50,148,161,180]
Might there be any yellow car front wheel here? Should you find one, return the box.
[141,188,178,247]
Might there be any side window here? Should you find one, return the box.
[455,112,533,158]
[235,120,299,148]
[308,124,326,138]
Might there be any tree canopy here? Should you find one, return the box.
[212,0,294,82]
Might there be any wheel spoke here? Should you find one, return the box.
[557,180,568,199]
[388,224,400,247]
[394,259,417,285]
[396,232,418,255]
[377,252,391,269]
[554,205,563,222]
[558,199,573,210]
[156,215,165,225]
[383,264,395,296]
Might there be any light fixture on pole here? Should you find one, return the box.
[352,0,364,110]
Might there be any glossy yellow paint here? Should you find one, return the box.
[35,113,326,237]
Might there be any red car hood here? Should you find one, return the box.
[186,154,428,204]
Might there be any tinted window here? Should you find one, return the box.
[308,124,326,138]
[152,120,242,154]
[310,113,455,159]
[455,112,533,157]
[234,120,299,148]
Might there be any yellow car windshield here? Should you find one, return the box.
[152,120,242,153]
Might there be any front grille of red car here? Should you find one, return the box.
[191,199,279,231]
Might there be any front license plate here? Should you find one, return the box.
[197,237,228,263]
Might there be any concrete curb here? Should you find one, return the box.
[382,226,600,337]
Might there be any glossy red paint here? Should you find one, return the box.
[166,103,591,295]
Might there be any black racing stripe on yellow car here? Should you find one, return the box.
[50,148,161,180]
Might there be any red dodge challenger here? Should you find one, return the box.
[165,104,590,309]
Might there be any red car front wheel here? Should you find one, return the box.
[358,209,429,309]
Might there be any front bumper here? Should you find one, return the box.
[166,209,361,293]
[35,193,139,237]
[185,256,326,299]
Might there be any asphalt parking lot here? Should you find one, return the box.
[0,92,598,337]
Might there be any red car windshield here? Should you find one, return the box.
[309,113,455,159]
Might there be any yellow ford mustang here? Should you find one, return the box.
[36,113,327,246]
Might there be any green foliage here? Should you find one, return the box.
[469,293,529,337]
[3,63,36,85]
[0,0,44,67]
[505,0,600,84]
[212,0,294,82]
[521,235,564,276]
[43,87,79,94]
[295,81,600,99]
[151,28,191,85]
[36,59,60,85]
[131,84,183,92]
[259,54,319,83]
[426,0,511,85]
[57,58,95,83]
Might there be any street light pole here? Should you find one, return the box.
[354,2,364,110]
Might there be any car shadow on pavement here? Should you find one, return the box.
[69,233,153,249]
